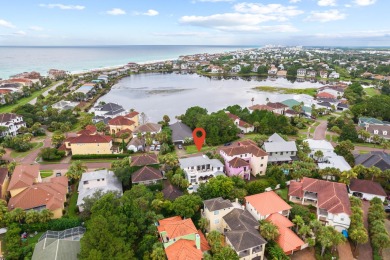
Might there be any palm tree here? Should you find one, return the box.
[25,210,40,224]
[314,150,324,162]
[338,169,357,185]
[317,226,334,256]
[207,231,223,253]
[298,224,312,240]
[372,134,380,147]
[259,220,279,241]
[309,219,322,233]
[292,215,305,233]
[253,121,260,133]
[150,244,167,260]
[39,209,54,223]
[11,208,26,224]
[382,140,390,152]
[198,217,209,233]
[66,160,87,181]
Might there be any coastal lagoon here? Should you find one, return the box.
[97,73,324,121]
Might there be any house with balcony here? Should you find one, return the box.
[266,102,289,115]
[288,177,351,232]
[220,140,268,179]
[92,103,126,123]
[0,113,26,136]
[297,68,306,77]
[201,197,267,260]
[157,216,210,259]
[77,169,123,212]
[262,133,297,163]
[179,155,224,184]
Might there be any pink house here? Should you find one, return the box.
[225,157,251,180]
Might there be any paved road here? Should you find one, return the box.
[29,80,64,105]
[39,162,111,171]
[313,121,327,140]
[337,241,354,260]
[358,200,373,260]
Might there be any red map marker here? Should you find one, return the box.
[193,128,206,152]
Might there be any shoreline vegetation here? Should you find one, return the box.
[253,86,317,96]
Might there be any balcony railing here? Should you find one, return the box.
[318,209,328,217]
[304,192,318,200]
[238,250,250,257]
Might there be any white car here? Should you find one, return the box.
[150,145,155,151]
[156,145,161,151]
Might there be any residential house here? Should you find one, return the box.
[349,179,387,202]
[157,216,210,259]
[248,104,274,112]
[52,100,79,111]
[305,139,351,172]
[62,134,114,155]
[48,69,67,80]
[289,177,352,231]
[7,165,68,219]
[262,133,297,163]
[316,92,336,99]
[130,153,159,167]
[297,68,306,77]
[266,102,289,115]
[320,70,328,79]
[179,155,224,184]
[0,168,9,200]
[306,70,316,78]
[231,65,241,73]
[354,151,390,171]
[169,121,193,144]
[220,140,268,179]
[32,226,86,260]
[77,125,97,136]
[74,84,95,100]
[131,166,163,185]
[108,115,137,135]
[77,169,123,212]
[268,65,278,75]
[127,137,144,153]
[358,117,385,127]
[202,197,267,260]
[277,70,287,77]
[162,183,183,201]
[92,103,126,123]
[361,124,390,141]
[245,191,291,221]
[329,71,340,79]
[133,122,162,137]
[281,99,312,117]
[0,113,26,136]
[226,112,254,133]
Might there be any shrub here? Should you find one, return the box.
[40,147,65,161]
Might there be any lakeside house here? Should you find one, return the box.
[92,103,127,123]
[262,133,297,164]
[169,121,193,144]
[179,155,224,185]
[61,134,114,155]
[226,111,254,133]
[52,100,79,111]
[132,122,162,138]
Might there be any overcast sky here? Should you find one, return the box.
[0,0,389,46]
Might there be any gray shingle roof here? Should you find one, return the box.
[354,151,390,171]
[169,122,193,143]
[204,197,233,212]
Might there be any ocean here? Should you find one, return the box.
[0,45,256,79]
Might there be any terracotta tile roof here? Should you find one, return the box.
[165,239,203,260]
[248,104,274,111]
[228,157,249,168]
[70,134,112,144]
[267,102,289,109]
[8,176,68,211]
[130,153,159,166]
[198,230,211,252]
[125,111,139,118]
[226,112,253,127]
[238,120,253,128]
[317,92,336,99]
[349,179,387,197]
[289,177,351,215]
[0,168,8,184]
[115,128,132,137]
[220,141,267,157]
[288,181,303,197]
[267,214,304,255]
[8,165,40,191]
[0,89,12,94]
[85,125,97,133]
[108,116,135,126]
[245,191,291,216]
[131,166,162,183]
[158,216,198,239]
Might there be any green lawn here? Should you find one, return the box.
[364,87,380,97]
[185,145,216,154]
[276,188,288,200]
[326,134,331,141]
[40,170,53,178]
[10,142,43,159]
[0,83,59,113]
[353,142,382,148]
[309,127,315,134]
[25,231,44,245]
[253,86,317,96]
[67,183,79,218]
[332,135,338,142]
[359,150,370,154]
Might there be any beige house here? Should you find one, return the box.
[108,115,137,135]
[202,197,267,260]
[7,165,68,219]
[64,134,114,155]
[0,168,9,200]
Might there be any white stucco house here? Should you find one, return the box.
[179,155,224,185]
[349,179,387,202]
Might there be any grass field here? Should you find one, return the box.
[25,231,44,245]
[40,170,53,178]
[364,87,380,97]
[67,183,79,218]
[185,145,216,154]
[10,142,43,159]
[0,83,58,113]
[276,188,288,200]
[253,86,317,96]
[353,142,383,148]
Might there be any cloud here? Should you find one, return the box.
[305,9,346,22]
[153,32,211,37]
[143,9,159,16]
[353,0,376,6]
[106,8,126,15]
[315,30,390,38]
[13,30,26,36]
[289,0,301,3]
[193,0,234,2]
[29,26,44,31]
[318,0,337,6]
[39,4,85,10]
[233,3,304,16]
[0,19,15,28]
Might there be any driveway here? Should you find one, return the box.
[358,200,373,260]
[39,162,111,171]
[29,80,64,105]
[313,120,327,140]
[338,241,354,260]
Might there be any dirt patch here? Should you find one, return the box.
[290,247,315,260]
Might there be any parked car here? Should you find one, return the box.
[384,205,390,213]
[56,172,61,177]
[178,144,183,149]
[150,145,155,151]
[156,145,161,151]
[224,142,232,146]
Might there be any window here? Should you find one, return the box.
[261,157,264,159]
[340,217,344,221]
[261,164,263,167]
[374,130,379,134]
[270,152,273,156]
[384,131,388,135]
[280,152,283,155]
[83,181,89,185]
[97,179,100,181]
[102,178,105,181]
[214,210,219,215]
[214,219,219,224]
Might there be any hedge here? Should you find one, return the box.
[71,154,129,159]
[21,217,82,232]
